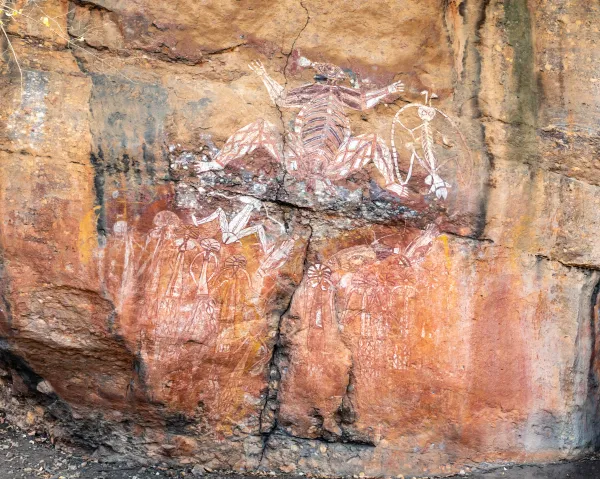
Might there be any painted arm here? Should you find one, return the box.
[249,60,302,108]
[341,80,405,110]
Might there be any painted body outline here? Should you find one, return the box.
[391,91,472,199]
[197,58,410,198]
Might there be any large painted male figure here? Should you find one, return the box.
[197,58,409,198]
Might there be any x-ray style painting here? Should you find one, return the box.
[102,55,472,422]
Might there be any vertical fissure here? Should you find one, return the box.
[588,277,600,448]
[258,220,313,467]
[462,0,494,238]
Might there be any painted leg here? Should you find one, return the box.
[325,134,409,198]
[195,119,283,174]
[236,224,271,254]
[283,131,304,173]
[192,208,230,244]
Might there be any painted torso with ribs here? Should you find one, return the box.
[284,84,364,172]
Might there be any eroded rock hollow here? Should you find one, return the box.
[1,0,600,476]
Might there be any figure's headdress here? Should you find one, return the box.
[298,56,351,84]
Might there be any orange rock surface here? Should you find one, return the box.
[1,0,600,477]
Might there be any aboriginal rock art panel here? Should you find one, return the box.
[277,224,445,440]
[196,57,471,202]
[102,194,303,432]
[102,55,471,437]
[298,224,438,380]
[184,56,471,441]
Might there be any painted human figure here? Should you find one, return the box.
[197,58,409,197]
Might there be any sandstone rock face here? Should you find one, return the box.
[1,0,600,477]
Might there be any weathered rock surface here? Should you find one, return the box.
[1,0,600,478]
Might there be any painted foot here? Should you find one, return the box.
[425,174,451,200]
[194,160,223,174]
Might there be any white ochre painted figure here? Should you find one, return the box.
[391,90,471,199]
[196,58,410,197]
